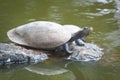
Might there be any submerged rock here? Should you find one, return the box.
[67,43,104,61]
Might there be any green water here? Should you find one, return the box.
[0,0,120,80]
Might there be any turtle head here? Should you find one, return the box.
[81,27,93,37]
[68,27,93,42]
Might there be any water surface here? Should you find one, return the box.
[0,0,120,80]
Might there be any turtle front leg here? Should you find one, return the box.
[75,39,85,46]
[63,43,73,54]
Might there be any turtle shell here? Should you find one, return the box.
[7,21,71,49]
[63,25,82,35]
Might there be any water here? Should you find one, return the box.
[0,0,120,80]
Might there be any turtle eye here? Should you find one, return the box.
[83,27,89,30]
[83,27,93,31]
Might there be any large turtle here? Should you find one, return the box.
[7,21,91,54]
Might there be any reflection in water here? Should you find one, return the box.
[72,0,94,7]
[75,62,101,80]
[104,0,120,53]
[24,0,36,12]
[24,0,37,21]
[24,63,76,80]
[0,64,28,74]
[72,0,113,7]
[48,6,63,23]
[105,29,120,53]
[72,62,120,80]
[97,0,113,4]
[25,65,68,75]
[114,0,120,26]
[25,63,72,76]
[83,9,115,17]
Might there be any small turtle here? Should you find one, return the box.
[7,21,91,54]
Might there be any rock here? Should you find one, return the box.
[67,43,104,61]
[0,43,48,66]
[0,42,104,66]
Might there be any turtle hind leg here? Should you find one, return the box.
[54,43,73,54]
[63,43,73,54]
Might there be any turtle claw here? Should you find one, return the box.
[75,39,85,46]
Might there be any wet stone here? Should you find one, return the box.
[0,43,48,66]
[67,43,104,61]
[0,42,104,66]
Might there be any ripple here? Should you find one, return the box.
[82,9,116,17]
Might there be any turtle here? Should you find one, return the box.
[7,21,91,54]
